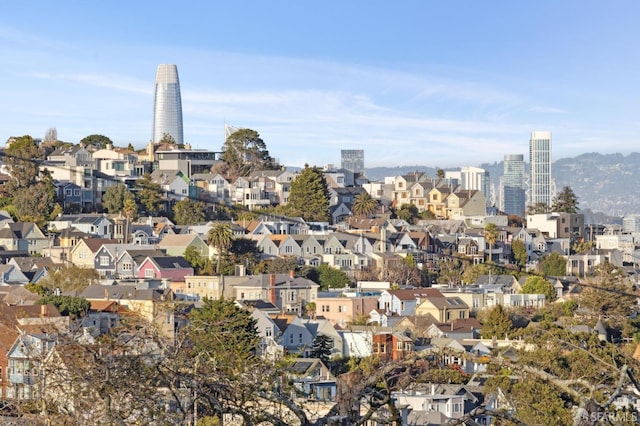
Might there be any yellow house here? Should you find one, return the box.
[416,294,469,323]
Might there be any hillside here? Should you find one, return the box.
[365,152,640,218]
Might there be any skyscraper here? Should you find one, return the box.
[152,64,183,145]
[501,154,526,217]
[529,131,552,208]
[341,149,365,173]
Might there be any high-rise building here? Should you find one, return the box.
[445,166,491,206]
[529,131,552,208]
[501,154,526,217]
[153,64,183,145]
[341,149,364,173]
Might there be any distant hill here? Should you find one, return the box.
[365,152,640,218]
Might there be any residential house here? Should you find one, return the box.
[81,285,181,340]
[314,294,379,328]
[157,233,209,258]
[182,275,223,300]
[6,332,57,401]
[378,289,444,316]
[69,238,119,269]
[270,314,314,354]
[50,214,114,239]
[225,272,319,315]
[114,248,166,278]
[415,292,470,322]
[93,243,153,277]
[287,358,337,401]
[371,332,414,361]
[302,317,343,358]
[255,234,302,258]
[0,264,31,285]
[135,256,194,281]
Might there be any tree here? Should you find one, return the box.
[311,264,351,290]
[484,223,499,263]
[351,191,378,218]
[396,204,419,224]
[511,239,528,270]
[310,334,333,364]
[79,134,112,149]
[521,276,556,302]
[136,173,163,215]
[219,128,277,178]
[183,246,211,275]
[286,165,329,221]
[12,170,57,226]
[102,184,135,214]
[38,265,100,292]
[538,252,566,276]
[527,202,550,214]
[122,198,138,222]
[551,186,579,213]
[436,168,445,179]
[207,222,234,274]
[4,134,42,192]
[158,132,176,145]
[173,199,206,225]
[43,127,58,145]
[480,305,513,338]
[36,295,90,318]
[579,262,637,320]
[187,298,259,373]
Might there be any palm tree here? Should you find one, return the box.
[351,192,378,218]
[122,198,138,244]
[207,222,234,274]
[484,223,499,263]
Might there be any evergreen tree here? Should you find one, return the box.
[187,298,260,373]
[310,334,333,364]
[36,295,90,318]
[286,165,329,221]
[135,173,163,214]
[219,128,277,178]
[539,252,566,276]
[511,239,528,270]
[173,198,206,225]
[102,184,135,214]
[5,134,42,192]
[580,262,637,320]
[396,204,419,223]
[551,186,579,213]
[480,305,513,338]
[79,134,113,149]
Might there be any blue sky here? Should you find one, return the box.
[1,1,639,168]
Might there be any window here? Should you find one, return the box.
[123,262,132,271]
[99,256,109,266]
[145,268,155,278]
[299,333,302,343]
[74,189,81,196]
[65,189,72,196]
[266,327,272,337]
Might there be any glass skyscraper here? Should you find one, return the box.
[529,131,552,208]
[153,64,184,145]
[501,154,526,217]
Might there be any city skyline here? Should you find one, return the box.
[2,2,640,168]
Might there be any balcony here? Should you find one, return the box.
[9,374,37,385]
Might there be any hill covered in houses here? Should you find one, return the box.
[366,152,640,219]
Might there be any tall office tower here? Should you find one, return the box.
[501,154,526,217]
[152,64,184,145]
[445,166,491,205]
[341,149,365,173]
[529,131,552,208]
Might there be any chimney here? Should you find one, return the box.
[40,304,46,316]
[289,269,295,279]
[269,274,277,305]
[104,288,109,300]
